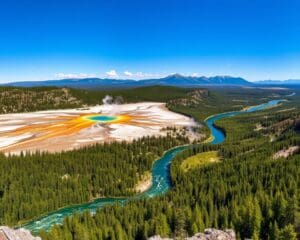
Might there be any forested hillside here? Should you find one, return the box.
[0,86,191,114]
[0,87,81,113]
[40,92,299,240]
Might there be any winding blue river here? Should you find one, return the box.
[22,99,282,233]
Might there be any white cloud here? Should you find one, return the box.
[106,70,118,78]
[191,73,199,77]
[135,72,148,78]
[122,71,160,79]
[124,71,133,77]
[55,73,97,79]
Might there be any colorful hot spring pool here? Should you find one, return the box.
[87,115,118,122]
[83,114,132,124]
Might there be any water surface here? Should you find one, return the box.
[87,115,118,122]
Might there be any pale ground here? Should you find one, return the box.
[254,123,264,131]
[273,146,299,159]
[0,102,197,155]
[134,171,152,193]
[0,226,41,240]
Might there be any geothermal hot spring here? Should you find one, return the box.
[86,115,119,122]
[0,102,197,155]
[83,114,132,124]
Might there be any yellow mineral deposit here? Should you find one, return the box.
[0,102,196,155]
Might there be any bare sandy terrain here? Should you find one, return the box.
[134,171,152,193]
[0,102,197,155]
[273,146,299,159]
[0,226,41,240]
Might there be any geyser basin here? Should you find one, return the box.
[0,103,194,155]
[87,115,118,122]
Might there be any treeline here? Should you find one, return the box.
[0,86,191,114]
[41,102,299,240]
[69,85,191,105]
[0,135,188,225]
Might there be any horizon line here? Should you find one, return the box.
[1,73,300,84]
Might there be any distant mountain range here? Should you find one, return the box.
[1,74,252,89]
[1,74,299,89]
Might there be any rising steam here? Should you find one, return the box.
[101,95,124,114]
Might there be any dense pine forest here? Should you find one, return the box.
[0,86,299,239]
[0,135,188,225]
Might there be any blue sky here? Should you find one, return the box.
[0,0,299,82]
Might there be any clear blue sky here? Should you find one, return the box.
[0,0,299,82]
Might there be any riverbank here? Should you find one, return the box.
[135,171,152,193]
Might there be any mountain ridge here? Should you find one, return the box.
[1,74,252,89]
